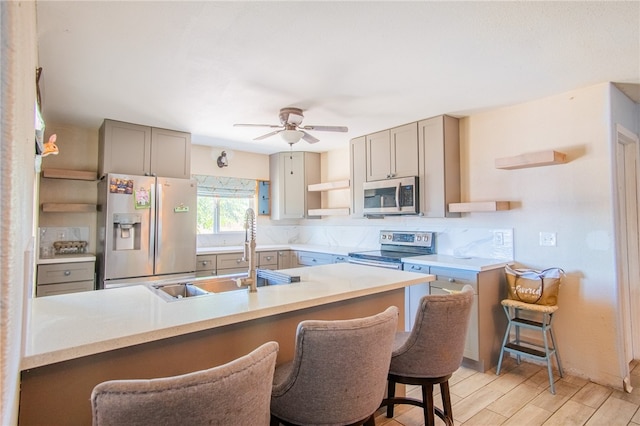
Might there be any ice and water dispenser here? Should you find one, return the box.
[112,213,142,250]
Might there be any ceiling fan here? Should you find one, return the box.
[234,107,348,145]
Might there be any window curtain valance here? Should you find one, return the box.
[192,175,256,198]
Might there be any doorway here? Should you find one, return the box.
[615,123,640,391]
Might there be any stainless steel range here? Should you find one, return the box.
[348,230,435,269]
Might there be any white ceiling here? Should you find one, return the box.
[36,1,640,155]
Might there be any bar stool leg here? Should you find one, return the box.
[514,307,522,364]
[548,314,564,377]
[496,305,512,375]
[542,313,556,394]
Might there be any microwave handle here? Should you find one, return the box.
[395,182,401,211]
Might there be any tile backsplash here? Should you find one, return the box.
[38,227,91,257]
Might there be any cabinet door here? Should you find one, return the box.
[390,122,419,178]
[150,128,191,179]
[350,137,366,217]
[277,250,292,269]
[99,120,151,177]
[418,115,460,217]
[280,152,305,218]
[366,130,391,182]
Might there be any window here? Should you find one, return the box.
[197,195,254,234]
[193,175,257,235]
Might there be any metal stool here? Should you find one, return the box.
[496,299,563,394]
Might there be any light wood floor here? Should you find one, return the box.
[375,358,640,426]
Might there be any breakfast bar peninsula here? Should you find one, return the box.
[20,263,432,425]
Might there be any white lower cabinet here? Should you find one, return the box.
[404,263,506,372]
[36,261,95,297]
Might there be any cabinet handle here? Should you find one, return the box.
[63,270,71,276]
[266,256,272,261]
[312,259,317,262]
[411,265,422,271]
[201,261,209,266]
[236,259,242,264]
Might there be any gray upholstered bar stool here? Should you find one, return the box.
[496,299,564,394]
[380,286,474,426]
[270,306,399,426]
[91,341,279,426]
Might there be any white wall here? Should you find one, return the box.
[191,144,269,180]
[1,2,38,424]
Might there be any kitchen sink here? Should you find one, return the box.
[151,282,212,302]
[150,270,300,302]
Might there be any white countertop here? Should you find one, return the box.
[197,244,362,257]
[402,254,512,271]
[22,263,432,370]
[37,254,96,265]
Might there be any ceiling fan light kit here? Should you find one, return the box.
[234,107,348,146]
[281,129,304,145]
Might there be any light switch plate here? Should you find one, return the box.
[539,232,557,247]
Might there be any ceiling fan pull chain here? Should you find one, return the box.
[289,149,294,175]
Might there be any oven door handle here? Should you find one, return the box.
[348,258,403,270]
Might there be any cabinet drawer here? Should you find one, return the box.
[258,251,278,267]
[217,252,249,270]
[404,263,429,273]
[36,280,94,297]
[296,251,333,266]
[196,255,217,272]
[37,262,95,285]
[429,267,478,293]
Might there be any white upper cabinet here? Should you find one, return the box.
[269,152,320,220]
[418,115,461,218]
[365,122,419,182]
[99,119,191,179]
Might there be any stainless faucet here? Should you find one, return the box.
[236,208,257,292]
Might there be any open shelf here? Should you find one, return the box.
[41,203,97,213]
[495,150,567,170]
[42,168,97,181]
[308,208,350,216]
[449,202,511,213]
[307,180,350,192]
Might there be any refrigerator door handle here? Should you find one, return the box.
[156,182,162,257]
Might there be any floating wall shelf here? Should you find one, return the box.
[307,180,350,191]
[495,150,567,170]
[42,168,97,181]
[41,203,97,213]
[449,201,511,213]
[308,208,350,216]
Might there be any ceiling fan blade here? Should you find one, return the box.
[301,131,320,144]
[254,129,283,140]
[300,125,348,132]
[234,123,282,128]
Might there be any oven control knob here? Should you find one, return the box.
[416,235,422,241]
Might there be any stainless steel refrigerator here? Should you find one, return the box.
[97,173,197,288]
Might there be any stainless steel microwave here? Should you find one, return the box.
[363,176,419,215]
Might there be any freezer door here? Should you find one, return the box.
[101,174,157,281]
[154,177,197,275]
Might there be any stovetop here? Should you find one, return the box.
[348,230,436,264]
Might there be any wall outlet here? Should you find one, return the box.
[539,232,557,247]
[493,231,504,246]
